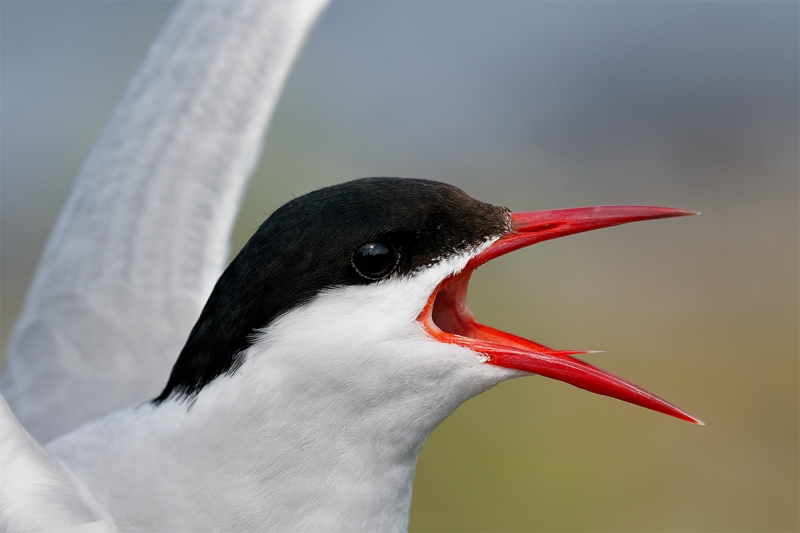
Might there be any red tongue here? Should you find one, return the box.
[470,322,597,357]
[423,204,703,425]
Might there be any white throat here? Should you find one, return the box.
[47,247,516,532]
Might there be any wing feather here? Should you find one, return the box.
[0,394,118,532]
[2,0,329,443]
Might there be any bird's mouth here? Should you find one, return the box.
[417,206,703,424]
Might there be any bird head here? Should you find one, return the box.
[157,177,700,427]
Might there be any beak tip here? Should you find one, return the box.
[676,411,705,425]
[664,208,700,218]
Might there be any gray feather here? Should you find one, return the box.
[2,0,329,444]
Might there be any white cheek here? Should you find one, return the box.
[249,241,494,358]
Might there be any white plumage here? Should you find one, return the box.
[44,248,516,532]
[0,396,116,533]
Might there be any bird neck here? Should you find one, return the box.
[152,325,483,532]
[172,352,434,531]
[161,383,427,531]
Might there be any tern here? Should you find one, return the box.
[0,2,701,532]
[15,177,702,532]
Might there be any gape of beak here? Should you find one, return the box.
[417,206,704,425]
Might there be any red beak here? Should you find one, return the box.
[418,205,703,425]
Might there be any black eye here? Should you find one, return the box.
[352,241,399,280]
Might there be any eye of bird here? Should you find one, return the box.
[352,241,399,280]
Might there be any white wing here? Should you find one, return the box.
[0,394,118,533]
[1,0,329,444]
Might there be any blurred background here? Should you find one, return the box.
[1,1,797,531]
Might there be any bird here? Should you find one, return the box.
[12,177,701,532]
[0,2,702,532]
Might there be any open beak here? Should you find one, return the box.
[418,205,703,425]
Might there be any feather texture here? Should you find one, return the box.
[0,395,118,532]
[1,0,329,443]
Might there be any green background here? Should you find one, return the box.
[2,2,797,531]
